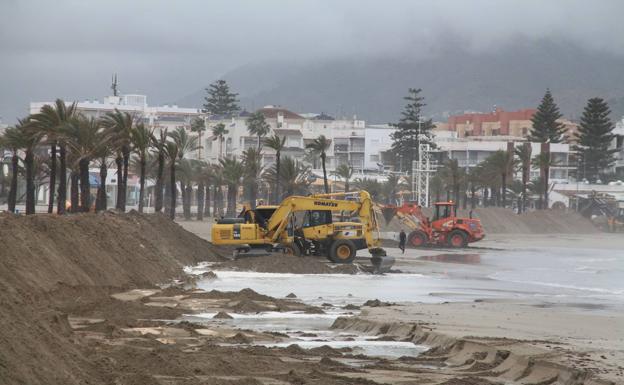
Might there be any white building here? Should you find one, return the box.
[205,106,370,173]
[30,94,203,158]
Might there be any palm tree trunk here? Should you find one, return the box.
[275,153,281,204]
[164,168,171,213]
[345,179,350,193]
[197,182,205,220]
[70,171,79,213]
[543,165,549,210]
[213,184,219,217]
[8,154,18,213]
[25,150,35,215]
[79,158,90,212]
[115,155,123,210]
[184,184,192,220]
[169,160,176,220]
[250,179,257,210]
[501,172,507,208]
[483,188,489,207]
[226,184,237,217]
[204,184,211,217]
[57,145,67,214]
[138,157,146,213]
[121,146,130,211]
[521,168,527,214]
[470,186,476,209]
[97,159,107,211]
[321,153,329,194]
[154,151,165,212]
[48,143,56,213]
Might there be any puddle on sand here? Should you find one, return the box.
[418,254,481,264]
[186,310,427,359]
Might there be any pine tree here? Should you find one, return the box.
[203,80,240,117]
[573,97,617,182]
[528,89,566,143]
[528,89,566,209]
[390,88,435,173]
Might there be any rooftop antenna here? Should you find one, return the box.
[111,73,119,96]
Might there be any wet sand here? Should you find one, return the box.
[179,220,624,383]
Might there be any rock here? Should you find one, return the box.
[213,311,233,319]
[362,299,394,307]
[201,271,218,280]
[285,293,297,298]
[343,304,360,310]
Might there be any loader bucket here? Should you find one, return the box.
[370,247,395,274]
[381,207,398,225]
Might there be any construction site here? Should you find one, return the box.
[1,191,623,385]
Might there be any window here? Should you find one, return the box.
[303,210,332,227]
[370,154,379,162]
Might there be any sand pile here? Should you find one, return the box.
[0,212,223,385]
[381,207,598,234]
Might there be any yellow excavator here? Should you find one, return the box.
[211,191,395,273]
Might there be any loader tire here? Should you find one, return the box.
[283,243,302,257]
[447,230,467,248]
[328,240,356,264]
[408,231,428,248]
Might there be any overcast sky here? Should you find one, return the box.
[1,0,623,123]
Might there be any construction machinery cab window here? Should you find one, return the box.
[435,204,454,221]
[303,210,332,228]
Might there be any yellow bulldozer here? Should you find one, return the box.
[211,191,395,273]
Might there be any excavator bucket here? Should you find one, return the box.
[370,248,395,274]
[381,207,398,225]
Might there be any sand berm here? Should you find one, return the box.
[0,211,225,385]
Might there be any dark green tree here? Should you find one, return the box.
[390,88,435,173]
[528,89,565,209]
[528,89,566,143]
[203,80,240,117]
[573,98,617,182]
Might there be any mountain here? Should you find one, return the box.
[177,40,624,123]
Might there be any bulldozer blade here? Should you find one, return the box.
[381,207,398,225]
[371,255,395,274]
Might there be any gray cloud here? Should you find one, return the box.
[1,0,623,122]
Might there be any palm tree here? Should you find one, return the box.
[306,135,331,193]
[190,117,206,158]
[168,127,200,218]
[242,147,263,209]
[1,119,38,213]
[164,141,179,219]
[438,158,463,204]
[263,134,286,203]
[101,109,134,211]
[532,151,557,210]
[483,150,517,208]
[63,116,107,212]
[151,129,168,213]
[465,165,485,209]
[220,156,244,216]
[429,174,444,204]
[177,158,197,220]
[381,174,404,204]
[515,143,532,213]
[210,164,225,217]
[353,177,382,201]
[211,123,228,158]
[29,99,77,214]
[332,164,354,192]
[130,123,154,213]
[194,160,209,220]
[246,111,270,151]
